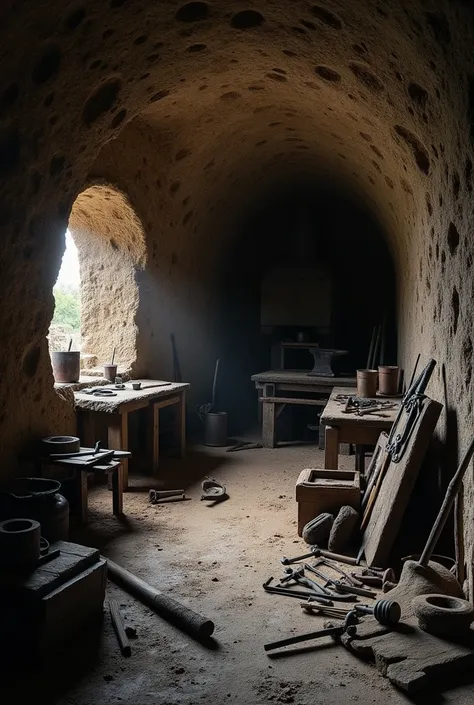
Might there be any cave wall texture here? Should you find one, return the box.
[1,0,474,589]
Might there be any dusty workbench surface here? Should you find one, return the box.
[320,386,400,427]
[251,370,356,385]
[74,379,189,413]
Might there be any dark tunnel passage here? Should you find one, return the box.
[215,178,397,434]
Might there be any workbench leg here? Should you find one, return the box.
[355,445,366,473]
[324,425,339,469]
[77,470,88,524]
[151,403,160,474]
[108,413,129,490]
[174,390,186,457]
[318,420,326,450]
[262,402,276,448]
[112,464,124,516]
[81,411,96,448]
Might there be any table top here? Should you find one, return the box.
[320,386,400,427]
[251,370,356,386]
[74,379,189,413]
[280,341,319,349]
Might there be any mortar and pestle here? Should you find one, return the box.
[104,346,117,382]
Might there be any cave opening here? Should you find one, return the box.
[48,183,147,379]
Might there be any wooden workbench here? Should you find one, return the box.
[251,370,355,448]
[74,379,189,489]
[320,386,400,469]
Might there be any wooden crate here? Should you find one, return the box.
[296,468,361,535]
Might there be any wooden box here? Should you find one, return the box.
[296,468,361,535]
[0,540,106,663]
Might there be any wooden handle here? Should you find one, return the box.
[109,598,131,656]
[106,558,214,639]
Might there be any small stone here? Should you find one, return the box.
[174,667,185,674]
[212,577,219,582]
[125,626,137,639]
[103,675,114,682]
[328,506,360,552]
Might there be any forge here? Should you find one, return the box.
[2,0,474,701]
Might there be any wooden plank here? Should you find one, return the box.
[251,370,355,387]
[260,396,327,406]
[324,425,339,469]
[320,386,400,428]
[153,395,180,410]
[262,402,276,448]
[108,413,129,490]
[363,396,443,567]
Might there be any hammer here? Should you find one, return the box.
[281,545,360,567]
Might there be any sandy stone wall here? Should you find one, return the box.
[1,0,474,589]
[69,184,147,372]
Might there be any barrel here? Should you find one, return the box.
[51,351,80,383]
[378,366,400,395]
[356,369,378,398]
[203,411,228,447]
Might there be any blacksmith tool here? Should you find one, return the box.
[226,441,263,452]
[300,598,401,627]
[282,566,357,602]
[354,599,401,626]
[83,387,118,396]
[281,545,360,566]
[304,563,376,599]
[264,610,359,652]
[263,577,333,605]
[281,565,331,597]
[312,557,363,587]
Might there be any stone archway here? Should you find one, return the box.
[68,183,147,373]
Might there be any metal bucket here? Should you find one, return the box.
[203,411,228,447]
[51,351,80,383]
[378,366,399,395]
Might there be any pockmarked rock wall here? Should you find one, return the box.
[69,184,147,371]
[1,0,474,590]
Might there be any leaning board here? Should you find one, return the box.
[363,395,442,567]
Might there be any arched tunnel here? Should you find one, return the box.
[2,0,474,696]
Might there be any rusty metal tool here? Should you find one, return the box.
[281,565,331,597]
[312,557,363,587]
[264,610,359,652]
[281,545,360,566]
[263,578,333,604]
[304,564,376,599]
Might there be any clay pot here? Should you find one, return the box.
[378,366,400,395]
[51,351,80,383]
[356,369,378,398]
[103,364,118,381]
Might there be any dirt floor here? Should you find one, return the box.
[3,441,474,704]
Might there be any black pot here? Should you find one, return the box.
[0,477,69,542]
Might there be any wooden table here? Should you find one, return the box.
[74,380,189,490]
[251,370,356,448]
[44,447,132,523]
[320,387,400,469]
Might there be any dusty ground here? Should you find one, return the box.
[3,442,474,704]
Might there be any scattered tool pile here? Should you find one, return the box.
[267,356,474,692]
